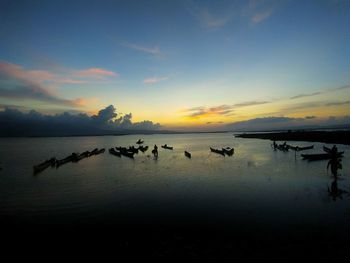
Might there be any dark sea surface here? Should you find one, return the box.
[0,133,349,258]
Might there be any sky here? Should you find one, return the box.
[1,0,350,132]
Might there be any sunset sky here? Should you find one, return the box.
[1,0,350,131]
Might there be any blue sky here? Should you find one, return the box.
[1,0,350,130]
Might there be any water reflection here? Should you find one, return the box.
[326,148,348,201]
[328,177,348,201]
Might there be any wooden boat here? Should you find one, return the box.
[161,145,173,150]
[120,150,134,159]
[115,147,135,158]
[210,147,225,156]
[184,151,191,158]
[73,151,90,162]
[89,148,104,156]
[323,146,332,153]
[287,145,314,151]
[109,148,121,157]
[301,152,344,161]
[276,144,289,151]
[128,146,139,154]
[89,148,99,156]
[136,139,144,144]
[139,145,149,152]
[56,153,77,167]
[116,146,127,151]
[222,147,234,156]
[33,157,56,174]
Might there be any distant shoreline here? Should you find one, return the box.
[235,130,350,145]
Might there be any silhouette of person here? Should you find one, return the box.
[331,145,338,154]
[327,157,342,177]
[152,144,158,157]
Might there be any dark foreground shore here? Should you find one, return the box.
[235,130,350,145]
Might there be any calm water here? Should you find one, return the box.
[0,133,349,234]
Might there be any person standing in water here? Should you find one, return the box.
[152,144,158,157]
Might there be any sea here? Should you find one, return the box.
[0,132,349,257]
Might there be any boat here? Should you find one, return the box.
[136,139,144,144]
[210,147,225,156]
[184,151,191,158]
[116,146,127,151]
[323,146,332,153]
[120,150,134,158]
[115,147,135,158]
[72,151,90,162]
[301,152,344,161]
[161,145,173,150]
[222,147,234,156]
[287,145,314,151]
[89,148,99,156]
[139,145,149,152]
[128,146,139,154]
[33,157,56,174]
[56,153,78,167]
[109,148,121,157]
[276,143,289,152]
[96,148,105,154]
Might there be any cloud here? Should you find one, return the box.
[0,61,117,107]
[290,92,323,100]
[0,105,161,136]
[187,1,238,29]
[333,84,350,91]
[0,62,83,107]
[0,60,118,85]
[143,76,168,84]
[73,68,118,78]
[249,0,286,24]
[183,100,270,118]
[325,100,350,106]
[185,104,234,118]
[196,9,235,29]
[226,114,350,131]
[122,42,163,57]
[226,116,313,131]
[251,8,274,23]
[232,100,269,107]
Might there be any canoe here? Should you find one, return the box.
[210,147,225,156]
[89,148,99,156]
[116,146,127,151]
[128,146,139,154]
[33,157,56,174]
[287,145,314,151]
[72,151,90,162]
[302,152,344,161]
[161,145,173,150]
[109,148,121,157]
[139,145,149,152]
[184,151,191,158]
[120,150,134,158]
[222,147,234,156]
[136,139,144,144]
[96,148,105,154]
[276,144,289,151]
[56,153,77,167]
[323,146,332,153]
